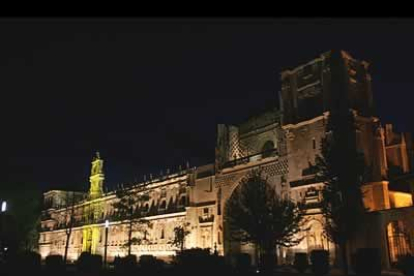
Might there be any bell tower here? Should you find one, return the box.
[89,151,104,199]
[82,151,104,254]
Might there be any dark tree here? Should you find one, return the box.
[62,192,76,263]
[0,182,41,254]
[315,111,367,275]
[170,222,191,252]
[225,170,305,273]
[112,185,151,255]
[314,49,368,275]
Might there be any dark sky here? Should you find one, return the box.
[2,18,414,192]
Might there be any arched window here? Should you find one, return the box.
[179,196,187,206]
[387,220,412,263]
[135,205,141,215]
[159,200,167,210]
[262,140,275,158]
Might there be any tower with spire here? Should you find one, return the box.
[89,151,104,199]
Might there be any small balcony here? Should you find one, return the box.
[222,148,278,169]
[40,212,53,221]
[199,214,214,223]
[289,176,318,188]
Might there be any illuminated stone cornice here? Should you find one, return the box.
[238,122,279,139]
[219,155,279,175]
[282,113,328,130]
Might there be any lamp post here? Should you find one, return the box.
[1,201,6,212]
[0,201,7,262]
[104,220,109,268]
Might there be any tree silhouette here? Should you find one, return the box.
[170,222,191,252]
[0,182,41,254]
[315,110,367,275]
[225,170,305,273]
[112,185,151,256]
[63,192,76,263]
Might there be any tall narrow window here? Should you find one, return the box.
[159,200,166,210]
[387,220,412,263]
[262,140,275,158]
[312,138,316,150]
[217,188,222,216]
[179,196,186,206]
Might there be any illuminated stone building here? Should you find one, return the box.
[39,50,414,269]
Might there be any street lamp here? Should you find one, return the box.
[104,220,109,268]
[0,201,7,261]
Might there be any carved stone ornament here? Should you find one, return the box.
[286,130,295,141]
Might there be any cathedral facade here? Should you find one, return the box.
[39,50,414,269]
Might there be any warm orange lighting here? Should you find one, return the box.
[390,191,413,208]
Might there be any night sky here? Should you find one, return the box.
[2,18,414,192]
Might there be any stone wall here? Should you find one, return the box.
[284,115,326,184]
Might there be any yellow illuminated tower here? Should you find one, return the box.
[82,151,105,254]
[89,151,104,199]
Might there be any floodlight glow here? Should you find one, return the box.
[1,201,6,212]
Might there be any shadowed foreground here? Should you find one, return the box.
[0,249,410,276]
